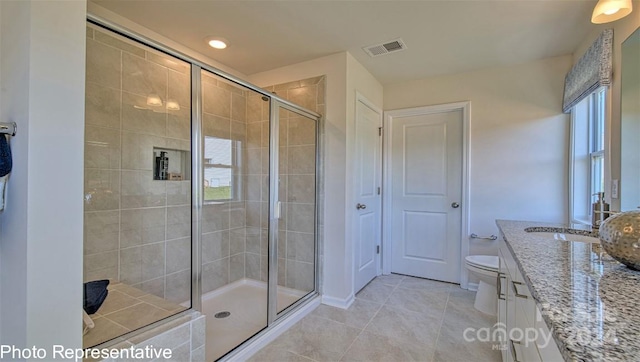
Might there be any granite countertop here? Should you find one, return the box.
[496,220,640,361]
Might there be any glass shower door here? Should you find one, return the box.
[200,69,270,361]
[271,102,318,315]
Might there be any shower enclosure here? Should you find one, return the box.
[83,19,321,361]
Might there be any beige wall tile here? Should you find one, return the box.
[167,180,190,206]
[202,203,230,233]
[202,231,230,263]
[287,175,316,204]
[82,317,129,349]
[138,276,165,298]
[246,95,263,123]
[286,260,314,291]
[286,231,315,263]
[287,86,317,110]
[245,253,260,280]
[85,82,121,129]
[229,206,245,229]
[120,207,166,248]
[245,227,261,254]
[166,237,191,274]
[85,169,120,211]
[166,205,191,240]
[202,82,231,118]
[231,120,246,143]
[288,117,316,146]
[122,52,167,98]
[203,113,230,139]
[246,121,262,149]
[84,211,120,255]
[288,145,316,174]
[231,93,247,122]
[122,92,167,137]
[120,246,142,285]
[245,201,261,228]
[230,228,246,255]
[229,253,245,282]
[85,125,121,169]
[287,203,315,233]
[165,269,191,303]
[121,170,167,209]
[202,258,229,293]
[167,106,191,141]
[121,132,165,171]
[94,29,146,58]
[141,242,165,281]
[86,39,121,89]
[168,70,191,108]
[84,251,118,282]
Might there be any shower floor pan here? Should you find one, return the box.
[203,278,305,361]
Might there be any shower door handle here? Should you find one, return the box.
[274,201,282,219]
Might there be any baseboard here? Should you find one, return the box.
[321,293,355,309]
[467,282,479,292]
[223,295,321,361]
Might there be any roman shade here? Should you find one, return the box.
[562,29,613,113]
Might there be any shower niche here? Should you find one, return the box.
[152,147,190,181]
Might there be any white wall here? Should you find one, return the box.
[0,0,85,350]
[572,7,640,212]
[384,55,573,258]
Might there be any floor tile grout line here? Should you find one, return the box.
[430,286,453,362]
[337,275,404,361]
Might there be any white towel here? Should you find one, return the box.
[0,175,6,211]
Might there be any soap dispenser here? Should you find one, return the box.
[592,192,610,228]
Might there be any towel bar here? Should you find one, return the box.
[0,122,16,137]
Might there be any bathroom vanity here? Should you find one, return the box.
[496,220,640,361]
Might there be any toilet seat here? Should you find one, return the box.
[465,255,499,272]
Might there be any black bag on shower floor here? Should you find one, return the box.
[83,279,109,315]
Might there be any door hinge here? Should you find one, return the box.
[376,245,380,254]
[378,127,383,136]
[377,187,381,195]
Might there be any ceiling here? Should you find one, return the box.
[91,0,598,85]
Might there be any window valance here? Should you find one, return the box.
[562,29,613,113]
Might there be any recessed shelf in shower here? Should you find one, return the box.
[152,147,191,181]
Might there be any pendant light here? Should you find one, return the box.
[592,0,633,24]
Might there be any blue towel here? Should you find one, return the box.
[83,280,109,314]
[0,135,11,177]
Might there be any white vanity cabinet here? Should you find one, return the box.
[498,237,563,362]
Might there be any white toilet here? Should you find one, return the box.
[465,255,499,316]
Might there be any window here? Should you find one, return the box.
[570,87,606,224]
[204,136,238,201]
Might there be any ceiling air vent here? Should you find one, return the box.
[363,38,407,58]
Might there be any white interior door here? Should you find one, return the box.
[388,108,463,283]
[353,96,382,292]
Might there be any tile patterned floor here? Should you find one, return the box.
[249,274,501,362]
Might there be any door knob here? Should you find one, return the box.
[356,203,367,210]
[451,202,460,208]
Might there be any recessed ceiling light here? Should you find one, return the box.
[207,38,228,49]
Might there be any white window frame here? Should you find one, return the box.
[203,136,241,203]
[569,87,608,225]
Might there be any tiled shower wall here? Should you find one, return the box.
[84,25,192,303]
[267,78,325,292]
